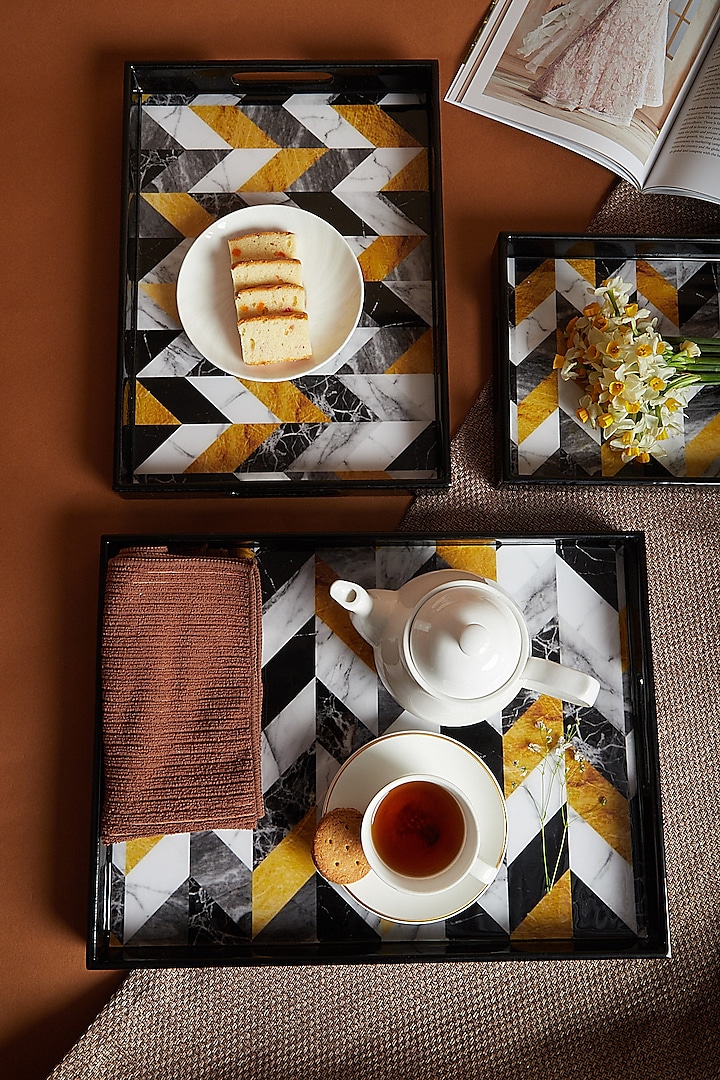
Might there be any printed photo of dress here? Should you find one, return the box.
[525,0,671,126]
[518,0,614,74]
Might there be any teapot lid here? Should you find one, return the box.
[406,582,525,700]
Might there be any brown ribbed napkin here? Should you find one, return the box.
[100,546,264,844]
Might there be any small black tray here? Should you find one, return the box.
[88,532,668,968]
[114,61,450,495]
[495,233,720,486]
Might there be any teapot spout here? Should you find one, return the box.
[329,580,394,647]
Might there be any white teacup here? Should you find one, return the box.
[360,773,499,896]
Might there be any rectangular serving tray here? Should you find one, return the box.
[88,532,668,968]
[496,233,720,486]
[114,61,450,495]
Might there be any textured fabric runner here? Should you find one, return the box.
[51,183,720,1079]
[101,548,264,842]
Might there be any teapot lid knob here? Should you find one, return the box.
[407,582,525,700]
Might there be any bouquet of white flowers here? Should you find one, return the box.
[555,276,720,464]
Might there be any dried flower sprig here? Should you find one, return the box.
[527,718,587,895]
[554,275,720,463]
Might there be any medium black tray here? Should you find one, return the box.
[88,532,668,968]
[114,61,450,495]
[495,233,720,486]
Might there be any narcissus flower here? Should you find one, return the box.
[556,277,720,463]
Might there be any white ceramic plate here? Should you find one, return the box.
[323,731,507,924]
[175,204,364,382]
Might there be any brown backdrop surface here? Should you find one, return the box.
[6,0,713,1077]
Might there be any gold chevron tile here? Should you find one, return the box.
[135,382,180,426]
[684,412,720,476]
[514,259,555,324]
[332,105,421,147]
[122,381,130,425]
[139,282,181,327]
[386,328,434,374]
[567,758,632,863]
[636,260,679,326]
[252,808,317,937]
[184,423,278,473]
[436,543,496,580]
[357,235,425,282]
[511,869,573,939]
[315,556,376,671]
[125,836,164,875]
[141,193,216,238]
[601,441,626,477]
[382,148,429,191]
[240,148,327,192]
[189,105,280,149]
[517,372,558,444]
[503,696,564,798]
[238,379,330,423]
[565,258,596,286]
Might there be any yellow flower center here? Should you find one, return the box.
[576,407,590,423]
[624,304,639,317]
[598,413,614,429]
[609,380,624,396]
[666,398,680,413]
[606,342,622,358]
[593,314,609,330]
[649,377,665,392]
[621,431,634,445]
[638,451,651,463]
[636,343,653,358]
[583,302,601,317]
[553,353,565,369]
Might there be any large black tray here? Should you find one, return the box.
[88,532,668,968]
[114,61,450,495]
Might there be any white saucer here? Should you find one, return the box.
[176,204,364,382]
[323,731,507,924]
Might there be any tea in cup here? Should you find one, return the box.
[360,773,498,895]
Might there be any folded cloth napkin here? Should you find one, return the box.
[100,546,264,845]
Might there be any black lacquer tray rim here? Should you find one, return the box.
[87,530,669,968]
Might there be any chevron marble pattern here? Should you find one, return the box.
[100,537,653,958]
[120,89,446,489]
[504,248,720,480]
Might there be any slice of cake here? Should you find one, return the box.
[234,283,306,320]
[228,231,297,265]
[231,258,303,290]
[237,313,312,366]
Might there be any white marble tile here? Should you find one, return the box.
[141,238,192,286]
[333,191,426,236]
[376,541,436,588]
[189,148,280,192]
[568,808,637,933]
[555,259,594,311]
[136,332,203,379]
[137,286,182,332]
[185,376,279,423]
[111,842,126,873]
[511,291,556,363]
[143,105,232,149]
[335,374,435,421]
[316,327,382,375]
[263,680,317,779]
[260,730,281,793]
[378,93,424,105]
[383,280,433,325]
[134,424,229,474]
[333,148,424,191]
[476,863,510,933]
[214,829,253,870]
[555,555,625,732]
[517,411,560,475]
[261,554,315,665]
[282,94,374,147]
[315,621,378,734]
[316,743,340,811]
[496,542,557,638]
[505,755,567,865]
[123,834,190,941]
[190,94,242,106]
[289,421,430,472]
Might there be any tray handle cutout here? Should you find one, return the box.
[230,70,335,85]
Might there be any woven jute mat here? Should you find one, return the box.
[51,183,720,1079]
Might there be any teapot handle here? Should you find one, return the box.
[522,656,600,708]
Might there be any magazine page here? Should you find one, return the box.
[446,0,720,188]
[646,29,720,201]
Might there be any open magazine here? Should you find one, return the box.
[446,0,720,204]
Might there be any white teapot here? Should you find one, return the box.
[329,569,600,726]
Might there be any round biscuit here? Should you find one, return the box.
[312,807,371,885]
